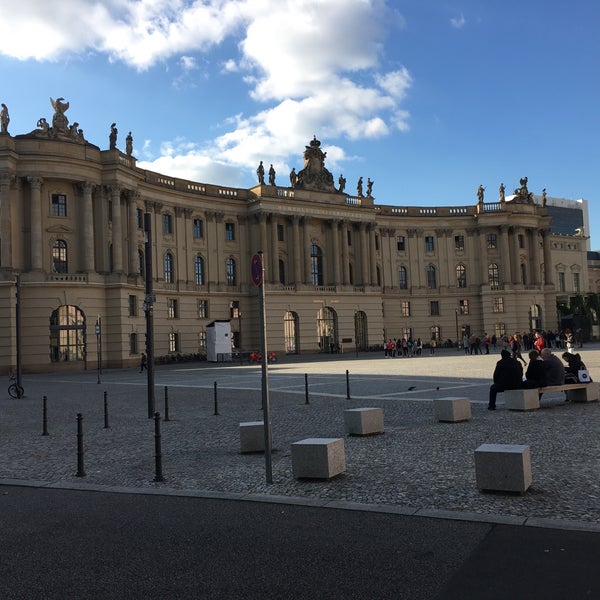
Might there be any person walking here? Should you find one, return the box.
[140,352,147,372]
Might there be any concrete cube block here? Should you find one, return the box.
[239,421,268,453]
[474,443,532,493]
[344,407,384,435]
[568,383,600,403]
[433,397,471,422]
[505,389,540,411]
[291,438,346,479]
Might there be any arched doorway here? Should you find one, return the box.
[317,306,338,352]
[284,310,299,354]
[529,304,542,331]
[354,311,368,351]
[49,305,86,363]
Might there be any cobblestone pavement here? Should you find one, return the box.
[2,345,600,529]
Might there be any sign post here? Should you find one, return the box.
[252,252,272,484]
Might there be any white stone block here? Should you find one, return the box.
[568,383,600,403]
[475,443,532,493]
[433,397,471,422]
[291,438,346,479]
[505,389,540,411]
[344,407,384,435]
[239,421,268,453]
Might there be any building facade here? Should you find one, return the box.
[0,103,593,372]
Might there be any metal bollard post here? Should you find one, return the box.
[42,395,49,436]
[305,373,309,405]
[153,412,165,482]
[76,413,86,477]
[164,386,170,422]
[103,391,110,429]
[213,381,219,416]
[346,369,351,400]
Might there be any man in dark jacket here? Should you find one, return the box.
[540,348,565,386]
[488,349,523,410]
[522,350,547,388]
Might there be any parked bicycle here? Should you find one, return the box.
[8,372,24,399]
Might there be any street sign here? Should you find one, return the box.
[251,254,263,286]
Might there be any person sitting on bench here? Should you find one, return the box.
[540,348,565,386]
[522,350,546,389]
[488,350,523,410]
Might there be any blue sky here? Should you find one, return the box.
[0,0,598,248]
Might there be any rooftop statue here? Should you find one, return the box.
[268,164,276,186]
[513,176,534,204]
[477,184,485,203]
[22,97,87,144]
[541,188,547,207]
[50,97,69,134]
[256,161,265,184]
[109,123,118,150]
[357,176,363,197]
[338,174,346,194]
[366,178,374,198]
[289,168,297,187]
[499,183,505,202]
[294,136,336,192]
[126,131,133,156]
[0,103,9,134]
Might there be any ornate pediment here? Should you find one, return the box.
[47,224,73,234]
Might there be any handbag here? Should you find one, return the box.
[578,369,591,383]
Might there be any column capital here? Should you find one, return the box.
[27,176,43,189]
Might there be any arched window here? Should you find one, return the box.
[399,266,408,289]
[52,239,68,273]
[426,265,437,289]
[354,310,368,351]
[226,257,236,286]
[49,305,85,362]
[164,252,174,283]
[456,264,467,288]
[488,263,500,287]
[317,306,337,352]
[284,311,299,354]
[194,255,205,285]
[310,244,323,285]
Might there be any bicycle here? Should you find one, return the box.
[8,372,24,399]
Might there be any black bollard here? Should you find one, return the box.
[103,391,110,429]
[76,413,86,477]
[153,412,165,482]
[305,373,309,405]
[213,381,219,416]
[164,386,170,422]
[346,369,351,400]
[42,395,49,436]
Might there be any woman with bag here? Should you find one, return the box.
[562,352,592,383]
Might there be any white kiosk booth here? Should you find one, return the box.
[206,320,232,362]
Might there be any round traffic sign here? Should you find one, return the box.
[251,254,263,286]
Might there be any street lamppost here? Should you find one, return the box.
[95,316,102,384]
[455,309,459,350]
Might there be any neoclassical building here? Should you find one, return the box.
[0,100,594,372]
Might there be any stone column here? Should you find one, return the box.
[331,220,341,285]
[369,224,378,286]
[270,213,278,284]
[530,228,541,285]
[0,174,14,269]
[341,221,350,285]
[80,182,95,272]
[359,222,369,285]
[292,216,302,284]
[28,176,43,271]
[110,185,123,273]
[500,225,511,285]
[478,228,488,284]
[128,192,140,276]
[303,217,311,284]
[407,228,422,288]
[541,229,553,286]
[510,227,520,285]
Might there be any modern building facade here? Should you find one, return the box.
[0,101,594,372]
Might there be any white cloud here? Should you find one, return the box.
[0,0,412,181]
[450,14,466,29]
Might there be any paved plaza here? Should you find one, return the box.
[2,344,600,530]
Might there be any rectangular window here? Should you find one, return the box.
[486,234,497,249]
[493,297,505,313]
[136,208,144,229]
[193,218,204,239]
[163,213,173,235]
[425,236,435,252]
[51,194,67,217]
[198,299,208,318]
[558,272,566,292]
[573,272,581,293]
[347,229,352,246]
[397,235,405,252]
[225,222,235,241]
[401,301,410,317]
[430,301,440,316]
[518,234,524,249]
[198,331,207,353]
[277,224,284,242]
[129,333,138,355]
[167,298,179,319]
[454,235,465,251]
[128,295,137,317]
[108,200,113,222]
[168,332,179,353]
[375,235,379,251]
[459,299,469,315]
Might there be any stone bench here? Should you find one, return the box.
[505,382,600,411]
[291,438,346,480]
[239,421,268,453]
[344,407,384,436]
[433,397,471,422]
[474,443,532,493]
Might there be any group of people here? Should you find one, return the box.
[488,347,591,410]
[384,337,438,357]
